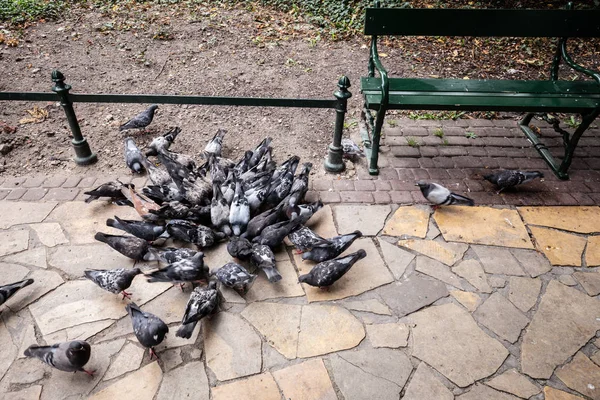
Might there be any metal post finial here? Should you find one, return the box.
[325,75,352,174]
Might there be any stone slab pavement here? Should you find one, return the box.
[1,196,599,399]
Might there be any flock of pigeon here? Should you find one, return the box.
[0,104,546,377]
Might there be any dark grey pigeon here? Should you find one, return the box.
[126,302,168,359]
[288,226,330,254]
[248,137,272,169]
[83,180,133,203]
[94,232,149,260]
[286,200,323,225]
[24,340,93,376]
[145,126,181,156]
[341,138,364,158]
[214,262,257,294]
[264,156,299,208]
[144,247,198,263]
[301,230,362,263]
[243,203,284,240]
[84,268,141,299]
[176,280,219,339]
[107,216,167,241]
[166,219,226,248]
[299,249,367,288]
[416,181,474,208]
[146,252,209,289]
[141,158,173,187]
[483,170,544,193]
[119,104,158,132]
[204,129,226,157]
[286,162,312,207]
[229,179,250,236]
[0,279,34,308]
[124,137,145,173]
[252,217,302,248]
[227,236,253,260]
[250,243,281,282]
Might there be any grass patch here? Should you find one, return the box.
[465,131,478,139]
[565,115,580,129]
[433,128,444,138]
[388,119,398,127]
[406,137,420,147]
[0,0,66,23]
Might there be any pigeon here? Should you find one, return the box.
[124,137,145,173]
[252,217,302,248]
[0,279,34,308]
[248,137,272,169]
[243,203,284,240]
[264,156,299,208]
[288,226,329,254]
[416,181,474,208]
[234,150,253,176]
[107,216,167,241]
[211,183,232,236]
[229,179,250,236]
[341,138,364,158]
[145,126,181,156]
[286,162,312,207]
[286,200,323,225]
[144,247,199,263]
[143,184,184,204]
[24,340,94,376]
[227,236,253,260]
[176,280,219,339]
[120,186,162,220]
[483,170,544,193]
[301,230,363,263]
[214,262,257,294]
[166,220,225,248]
[126,302,168,359]
[146,252,209,288]
[250,243,281,282]
[83,180,132,203]
[204,129,226,157]
[94,232,149,260]
[299,249,367,289]
[141,158,173,187]
[84,268,142,299]
[119,104,158,132]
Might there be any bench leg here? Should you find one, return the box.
[368,108,386,175]
[558,108,600,176]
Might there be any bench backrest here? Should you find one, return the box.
[364,7,600,37]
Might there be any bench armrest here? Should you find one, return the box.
[561,38,600,87]
[369,36,390,108]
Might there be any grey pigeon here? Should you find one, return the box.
[214,262,256,294]
[341,138,364,158]
[166,219,226,248]
[416,181,474,208]
[145,126,181,156]
[141,158,173,187]
[264,156,299,208]
[143,246,198,263]
[286,200,323,225]
[143,184,184,204]
[107,216,167,241]
[24,340,93,376]
[299,249,367,288]
[243,203,284,240]
[124,137,145,173]
[483,170,544,193]
[84,268,141,299]
[94,232,149,260]
[211,183,232,236]
[252,217,302,248]
[126,302,168,359]
[288,226,330,254]
[229,179,250,236]
[204,129,226,157]
[176,280,219,339]
[248,137,272,169]
[286,162,312,207]
[227,236,253,260]
[0,279,34,308]
[146,252,209,289]
[250,243,281,282]
[301,230,362,263]
[83,180,133,203]
[119,104,158,132]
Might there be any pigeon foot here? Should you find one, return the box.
[149,347,160,360]
[121,290,132,300]
[83,369,96,377]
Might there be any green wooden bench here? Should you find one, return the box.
[360,2,600,179]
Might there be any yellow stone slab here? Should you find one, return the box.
[382,206,430,238]
[434,206,534,249]
[529,226,586,266]
[211,373,281,400]
[450,290,482,312]
[586,236,600,267]
[543,387,585,400]
[397,239,468,266]
[89,362,162,400]
[518,206,600,234]
[273,359,337,400]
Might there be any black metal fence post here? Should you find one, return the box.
[324,76,351,173]
[51,70,97,165]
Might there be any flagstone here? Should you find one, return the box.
[558,274,578,286]
[408,303,509,387]
[204,312,262,381]
[340,347,413,387]
[46,201,139,245]
[103,342,145,381]
[457,384,520,400]
[379,273,449,317]
[272,358,337,400]
[158,325,200,350]
[241,302,301,359]
[434,206,533,249]
[518,206,600,234]
[0,358,46,388]
[297,238,393,302]
[11,269,64,312]
[366,323,409,348]
[342,299,391,315]
[0,230,29,257]
[474,292,530,343]
[529,226,586,266]
[573,271,600,296]
[402,363,453,400]
[486,368,541,399]
[29,223,68,247]
[508,276,542,313]
[2,309,39,360]
[427,219,441,239]
[333,204,391,236]
[0,201,57,229]
[3,247,47,269]
[211,373,281,400]
[489,276,507,288]
[141,286,190,324]
[555,352,600,400]
[509,248,552,277]
[397,238,468,266]
[0,262,30,286]
[416,255,463,288]
[156,361,210,400]
[0,318,18,382]
[89,360,162,400]
[219,286,246,304]
[453,259,492,293]
[521,281,600,379]
[544,387,586,400]
[586,236,600,266]
[450,290,482,312]
[160,348,183,372]
[6,385,42,400]
[472,245,526,275]
[382,205,429,238]
[202,242,233,272]
[592,351,600,367]
[304,204,338,239]
[44,319,115,344]
[245,259,305,302]
[377,238,415,279]
[297,304,365,358]
[48,244,136,278]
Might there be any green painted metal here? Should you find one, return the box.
[325,76,352,173]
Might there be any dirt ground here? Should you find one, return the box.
[0,2,598,178]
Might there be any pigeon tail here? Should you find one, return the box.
[176,321,198,339]
[24,344,50,358]
[106,218,123,231]
[449,193,475,206]
[94,232,109,244]
[262,266,282,283]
